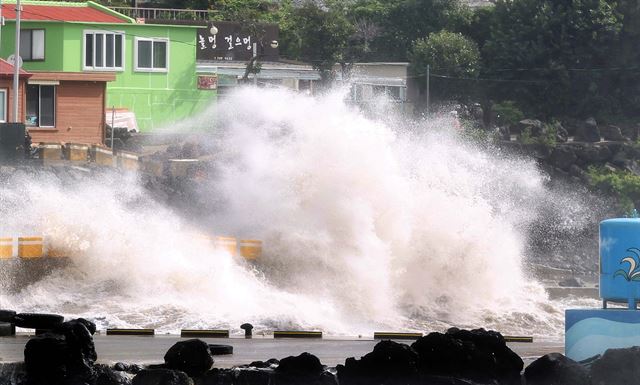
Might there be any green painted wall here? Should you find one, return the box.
[0,17,216,132]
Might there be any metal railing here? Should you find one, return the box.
[109,7,214,21]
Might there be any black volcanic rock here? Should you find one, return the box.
[275,352,330,384]
[194,368,234,385]
[0,309,16,322]
[24,333,69,384]
[549,146,578,171]
[410,328,522,384]
[14,313,64,329]
[590,346,640,385]
[132,369,191,385]
[576,118,601,142]
[55,319,98,378]
[525,353,590,385]
[164,339,214,377]
[337,340,419,385]
[234,368,272,385]
[95,364,132,385]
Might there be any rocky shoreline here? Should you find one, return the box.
[0,311,637,385]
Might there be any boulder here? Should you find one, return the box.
[497,126,511,141]
[601,125,625,141]
[575,145,611,164]
[337,340,419,385]
[24,333,69,383]
[14,313,64,329]
[164,339,214,378]
[0,309,16,322]
[525,353,590,385]
[0,322,14,337]
[194,368,233,385]
[112,363,141,374]
[234,368,272,385]
[132,369,192,385]
[95,364,132,385]
[575,118,601,142]
[569,165,587,180]
[55,318,98,377]
[276,352,326,384]
[517,119,545,136]
[410,328,522,384]
[555,122,569,143]
[523,143,552,160]
[590,346,640,385]
[549,146,578,171]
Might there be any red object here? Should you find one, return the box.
[0,58,31,78]
[3,3,128,23]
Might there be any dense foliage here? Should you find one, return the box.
[410,30,480,101]
[99,0,640,122]
[587,166,640,212]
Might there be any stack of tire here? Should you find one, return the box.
[0,309,64,336]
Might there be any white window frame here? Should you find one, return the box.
[83,30,125,71]
[25,85,56,128]
[0,89,7,123]
[134,37,169,73]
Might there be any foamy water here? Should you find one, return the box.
[0,88,598,338]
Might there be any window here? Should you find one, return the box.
[20,29,45,61]
[135,38,168,72]
[84,31,124,70]
[26,85,55,127]
[0,89,6,123]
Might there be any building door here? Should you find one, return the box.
[0,89,7,123]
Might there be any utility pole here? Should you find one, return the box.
[252,42,257,86]
[426,64,430,116]
[0,0,3,60]
[12,0,20,123]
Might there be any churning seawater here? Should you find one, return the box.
[0,88,599,338]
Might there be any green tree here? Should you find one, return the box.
[482,0,622,119]
[410,30,480,102]
[377,0,472,61]
[279,1,353,80]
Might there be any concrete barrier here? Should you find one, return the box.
[239,240,262,261]
[140,157,164,177]
[63,143,89,162]
[373,332,422,340]
[274,331,322,339]
[39,143,63,162]
[503,336,533,343]
[169,159,199,178]
[46,245,72,258]
[106,328,154,336]
[180,329,229,338]
[215,236,238,257]
[0,238,12,259]
[17,237,43,259]
[116,151,140,171]
[91,145,114,167]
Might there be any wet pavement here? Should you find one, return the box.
[0,334,563,367]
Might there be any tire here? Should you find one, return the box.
[208,344,233,355]
[0,309,16,323]
[14,313,64,329]
[0,322,14,336]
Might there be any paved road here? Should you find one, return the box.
[0,335,563,368]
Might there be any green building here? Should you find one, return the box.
[0,0,216,132]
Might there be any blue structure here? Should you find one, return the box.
[566,218,640,361]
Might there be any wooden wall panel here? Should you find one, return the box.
[29,80,105,145]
